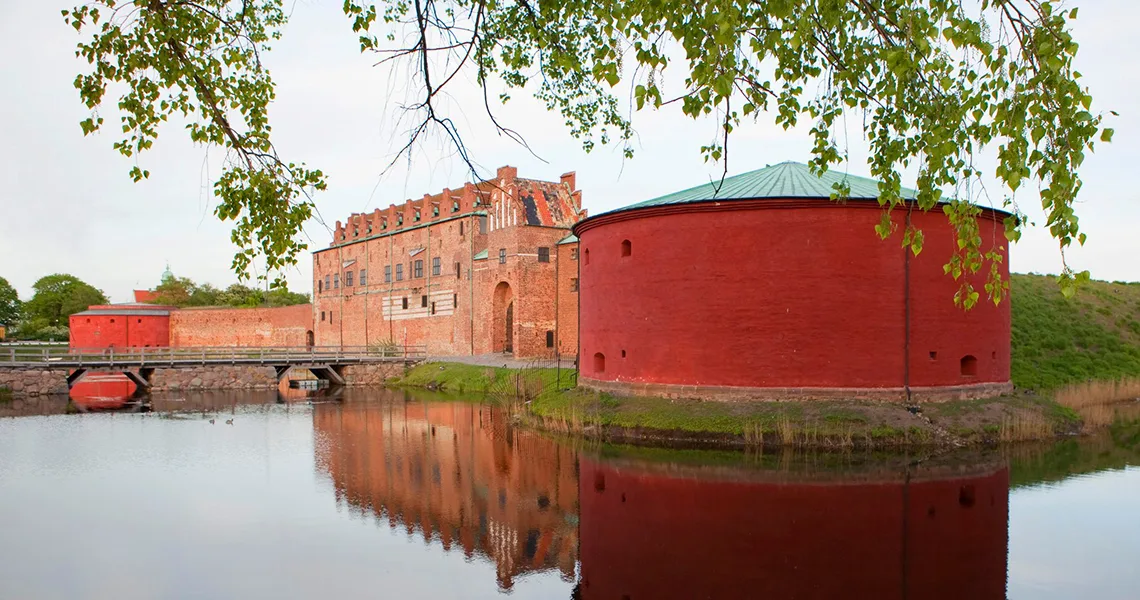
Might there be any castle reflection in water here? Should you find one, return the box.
[312,392,579,590]
[312,390,1010,599]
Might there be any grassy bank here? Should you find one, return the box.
[1011,274,1140,390]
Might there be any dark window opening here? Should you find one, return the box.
[538,247,550,263]
[432,257,441,276]
[414,260,424,278]
[110,318,115,324]
[432,205,439,217]
[992,350,997,360]
[621,349,626,358]
[86,318,91,323]
[359,269,368,286]
[398,214,404,225]
[318,280,323,293]
[321,311,325,322]
[621,239,631,257]
[402,297,408,310]
[571,248,578,260]
[459,222,464,236]
[333,274,340,289]
[499,248,506,264]
[345,271,354,287]
[455,262,461,279]
[571,278,579,292]
[137,319,142,324]
[421,295,428,308]
[593,352,605,373]
[431,302,437,315]
[453,293,458,308]
[584,248,590,265]
[385,265,392,283]
[546,331,554,348]
[929,351,937,360]
[453,200,460,212]
[960,355,978,377]
[396,264,403,281]
[330,311,334,324]
[414,210,421,222]
[959,485,976,508]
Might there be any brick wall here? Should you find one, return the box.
[314,165,583,359]
[576,201,1010,397]
[170,304,314,347]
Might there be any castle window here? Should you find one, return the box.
[414,260,424,278]
[453,200,460,212]
[321,311,325,322]
[137,319,142,324]
[960,355,978,377]
[929,351,937,360]
[479,215,488,234]
[621,239,631,257]
[333,274,339,289]
[398,214,404,226]
[453,293,458,308]
[353,229,358,237]
[396,264,403,281]
[414,210,421,222]
[431,301,437,315]
[593,352,605,373]
[421,295,428,308]
[345,271,354,287]
[546,331,554,348]
[384,265,392,283]
[538,247,550,263]
[402,297,408,310]
[330,311,334,323]
[459,222,464,236]
[571,248,578,260]
[325,275,331,291]
[432,257,441,276]
[584,249,590,265]
[455,262,461,279]
[318,280,323,293]
[571,278,579,292]
[499,248,506,264]
[432,205,439,217]
[359,269,368,286]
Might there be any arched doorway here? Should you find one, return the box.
[493,282,514,354]
[305,330,314,348]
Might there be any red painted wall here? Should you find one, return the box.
[577,458,1009,600]
[575,202,1010,391]
[69,310,171,349]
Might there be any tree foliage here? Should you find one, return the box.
[149,272,309,308]
[22,274,108,329]
[0,277,21,328]
[64,0,1111,306]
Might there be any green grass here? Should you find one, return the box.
[1011,274,1140,390]
[395,362,576,396]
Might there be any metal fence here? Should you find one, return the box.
[0,345,427,368]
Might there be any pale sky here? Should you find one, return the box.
[1,0,1137,302]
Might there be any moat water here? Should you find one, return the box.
[1,389,1138,599]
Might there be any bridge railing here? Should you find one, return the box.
[0,345,428,366]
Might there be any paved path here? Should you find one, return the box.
[424,353,578,370]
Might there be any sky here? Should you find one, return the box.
[1,0,1137,303]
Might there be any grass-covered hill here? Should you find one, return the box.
[1012,274,1140,390]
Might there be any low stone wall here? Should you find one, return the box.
[0,370,69,397]
[151,366,279,391]
[0,361,415,398]
[341,363,406,386]
[578,376,1015,403]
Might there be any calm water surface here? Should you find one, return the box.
[1,390,1137,599]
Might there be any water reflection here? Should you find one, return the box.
[313,393,578,591]
[1,388,1138,599]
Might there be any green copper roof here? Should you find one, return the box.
[473,249,489,261]
[556,233,578,245]
[614,161,918,213]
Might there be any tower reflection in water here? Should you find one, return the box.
[313,392,1009,599]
